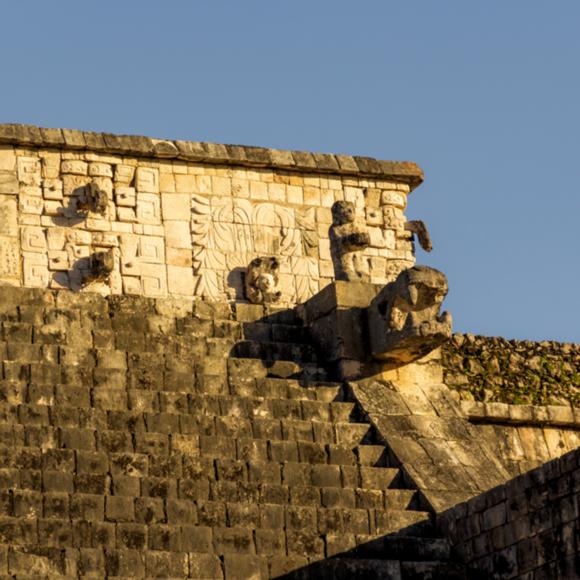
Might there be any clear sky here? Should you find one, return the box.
[2,1,579,342]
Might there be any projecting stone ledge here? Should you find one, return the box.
[0,123,424,189]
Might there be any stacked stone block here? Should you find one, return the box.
[0,286,461,578]
[439,447,580,578]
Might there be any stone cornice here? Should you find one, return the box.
[0,123,424,190]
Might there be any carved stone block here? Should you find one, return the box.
[76,182,109,216]
[19,195,43,215]
[17,156,41,186]
[115,186,136,207]
[61,160,88,175]
[245,256,282,304]
[0,196,18,236]
[138,236,165,264]
[140,263,167,297]
[81,250,115,286]
[0,236,20,279]
[368,266,452,367]
[21,226,47,253]
[136,193,161,224]
[135,167,159,193]
[23,252,49,287]
[115,164,135,184]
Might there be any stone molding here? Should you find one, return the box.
[461,400,580,427]
[0,124,424,189]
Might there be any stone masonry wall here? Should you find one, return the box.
[0,285,441,578]
[460,400,580,478]
[438,447,580,579]
[442,334,580,406]
[0,124,423,305]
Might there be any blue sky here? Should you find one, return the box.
[2,1,579,342]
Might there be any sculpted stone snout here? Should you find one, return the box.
[245,256,282,304]
[368,266,452,366]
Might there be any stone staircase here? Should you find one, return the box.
[0,288,465,578]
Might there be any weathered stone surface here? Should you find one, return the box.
[245,256,282,304]
[368,266,452,367]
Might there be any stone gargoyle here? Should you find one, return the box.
[367,265,452,366]
[81,249,115,287]
[245,256,282,304]
[77,181,109,216]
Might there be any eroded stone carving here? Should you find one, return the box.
[368,265,452,366]
[77,182,108,216]
[245,256,282,304]
[405,220,433,252]
[330,201,370,282]
[81,250,115,286]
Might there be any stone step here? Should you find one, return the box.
[0,540,461,579]
[0,394,356,423]
[228,340,319,363]
[352,535,451,561]
[0,443,409,494]
[297,557,466,580]
[0,468,420,511]
[0,403,375,447]
[0,375,345,404]
[0,509,431,551]
[0,497,429,530]
[0,432,388,465]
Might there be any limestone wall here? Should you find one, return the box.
[442,334,580,406]
[439,447,580,578]
[0,124,423,305]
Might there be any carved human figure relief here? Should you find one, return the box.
[329,201,370,282]
[244,256,282,304]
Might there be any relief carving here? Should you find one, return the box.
[367,265,452,366]
[81,250,115,287]
[191,195,319,300]
[330,201,370,282]
[245,256,282,304]
[76,181,109,216]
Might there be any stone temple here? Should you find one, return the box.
[0,124,578,578]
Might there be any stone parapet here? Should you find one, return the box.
[0,124,424,187]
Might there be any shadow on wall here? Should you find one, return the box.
[228,306,329,387]
[273,519,467,580]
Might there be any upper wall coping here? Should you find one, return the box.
[0,123,424,190]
